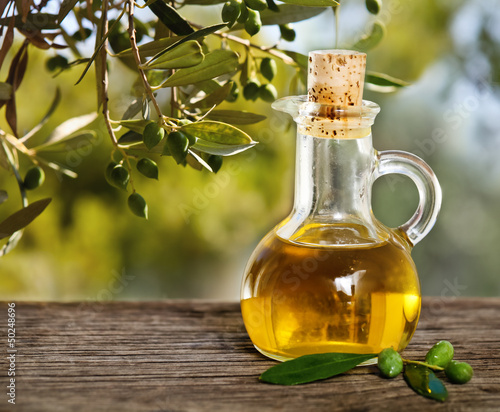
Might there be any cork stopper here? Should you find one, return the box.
[296,49,370,138]
[307,50,366,107]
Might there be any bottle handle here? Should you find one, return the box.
[373,150,442,246]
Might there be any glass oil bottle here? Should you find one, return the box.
[241,50,442,361]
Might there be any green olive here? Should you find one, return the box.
[258,83,278,102]
[245,0,267,11]
[23,166,45,190]
[445,360,473,384]
[128,193,148,219]
[109,165,129,191]
[136,158,159,180]
[45,55,68,72]
[108,31,130,54]
[365,0,381,14]
[377,348,403,378]
[265,0,279,12]
[221,0,241,27]
[207,155,223,173]
[279,24,296,42]
[185,132,197,147]
[142,122,165,150]
[237,2,249,23]
[167,131,189,164]
[425,340,454,368]
[243,80,260,101]
[71,28,93,42]
[244,9,262,36]
[105,161,119,184]
[260,57,277,82]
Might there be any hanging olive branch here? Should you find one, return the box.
[0,0,409,255]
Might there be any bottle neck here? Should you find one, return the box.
[278,132,382,245]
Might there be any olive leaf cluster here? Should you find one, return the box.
[0,0,407,255]
[259,341,474,403]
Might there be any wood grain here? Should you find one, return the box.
[0,298,499,412]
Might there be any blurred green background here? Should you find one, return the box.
[0,0,499,300]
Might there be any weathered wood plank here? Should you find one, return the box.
[0,298,498,411]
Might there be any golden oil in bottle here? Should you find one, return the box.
[241,224,421,361]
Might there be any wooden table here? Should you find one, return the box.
[1,298,499,411]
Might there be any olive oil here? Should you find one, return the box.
[241,225,421,361]
[241,50,441,361]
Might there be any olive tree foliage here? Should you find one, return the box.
[0,0,406,255]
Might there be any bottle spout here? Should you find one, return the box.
[272,95,380,137]
[271,95,306,117]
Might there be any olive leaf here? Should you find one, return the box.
[0,41,29,136]
[185,149,213,172]
[0,142,9,171]
[0,230,22,257]
[189,140,255,156]
[158,50,239,88]
[142,40,204,70]
[266,0,280,12]
[181,121,254,145]
[147,0,194,35]
[0,190,8,205]
[0,82,12,100]
[352,21,386,52]
[279,0,338,6]
[0,198,52,240]
[144,23,227,65]
[75,11,126,86]
[0,13,60,31]
[0,15,15,69]
[40,112,98,145]
[117,36,186,59]
[404,364,448,402]
[57,0,80,24]
[117,119,150,134]
[181,121,257,156]
[206,110,266,125]
[35,131,97,152]
[188,81,234,109]
[121,98,143,121]
[194,79,224,95]
[118,130,143,145]
[20,87,61,143]
[365,71,410,92]
[233,5,327,29]
[180,0,226,4]
[260,353,376,385]
[280,50,308,69]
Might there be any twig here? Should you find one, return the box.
[403,359,445,372]
[99,0,135,191]
[126,0,163,120]
[170,73,179,118]
[3,133,35,158]
[98,1,115,144]
[190,23,295,66]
